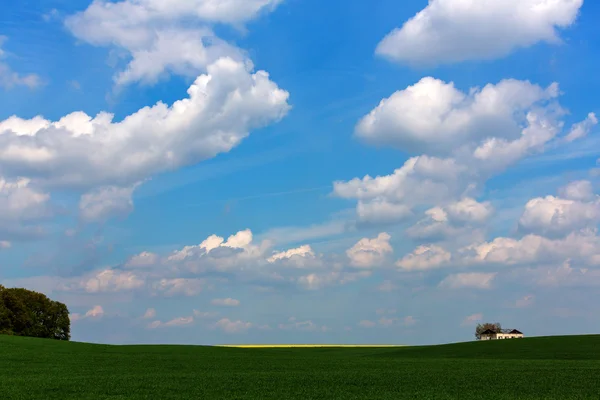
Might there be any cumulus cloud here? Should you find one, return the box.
[65,0,282,86]
[214,318,252,333]
[0,58,289,190]
[355,77,559,155]
[70,305,105,322]
[396,245,451,271]
[0,37,41,89]
[125,252,159,268]
[376,0,583,66]
[336,77,591,226]
[211,298,240,307]
[346,232,393,268]
[148,315,195,329]
[439,272,496,289]
[461,230,600,267]
[519,195,600,236]
[79,184,140,222]
[152,278,206,297]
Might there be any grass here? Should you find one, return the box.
[1,335,600,399]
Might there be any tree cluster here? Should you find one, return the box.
[0,285,70,341]
[475,322,502,340]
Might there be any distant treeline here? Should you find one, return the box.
[0,285,70,340]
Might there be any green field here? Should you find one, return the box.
[1,335,600,399]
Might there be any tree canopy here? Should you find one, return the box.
[475,322,502,340]
[0,285,70,340]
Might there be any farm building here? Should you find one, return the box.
[479,329,524,340]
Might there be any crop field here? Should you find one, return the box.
[1,335,600,399]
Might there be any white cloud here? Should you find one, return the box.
[337,77,590,226]
[267,245,318,267]
[152,278,206,297]
[396,245,451,271]
[0,37,41,89]
[0,58,290,190]
[65,0,282,86]
[78,269,145,293]
[346,232,393,268]
[461,230,600,267]
[355,77,559,155]
[214,318,252,333]
[356,198,412,224]
[70,305,105,322]
[0,241,10,249]
[519,195,600,236]
[0,177,50,221]
[559,180,595,202]
[148,315,195,329]
[376,0,582,66]
[461,313,483,326]
[439,272,496,289]
[79,184,140,222]
[125,252,159,268]
[211,298,240,307]
[564,112,598,142]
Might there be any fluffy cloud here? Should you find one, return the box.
[518,180,600,236]
[0,177,50,221]
[211,298,240,307]
[345,232,393,268]
[0,58,289,190]
[148,316,195,329]
[152,278,207,297]
[125,252,159,268]
[336,76,590,226]
[376,0,583,66]
[439,272,496,289]
[214,318,252,333]
[65,0,282,86]
[77,269,145,293]
[407,198,492,242]
[355,77,559,155]
[70,305,105,322]
[461,230,600,267]
[79,184,139,222]
[564,112,598,142]
[396,245,451,271]
[0,37,41,89]
[519,195,600,236]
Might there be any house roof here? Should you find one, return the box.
[480,328,523,335]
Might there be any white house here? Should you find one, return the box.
[479,329,524,340]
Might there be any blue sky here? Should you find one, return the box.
[1,0,600,345]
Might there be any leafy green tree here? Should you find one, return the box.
[0,286,70,340]
[475,322,502,340]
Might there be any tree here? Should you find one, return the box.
[475,322,502,340]
[0,286,70,341]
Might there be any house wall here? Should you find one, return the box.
[479,333,524,340]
